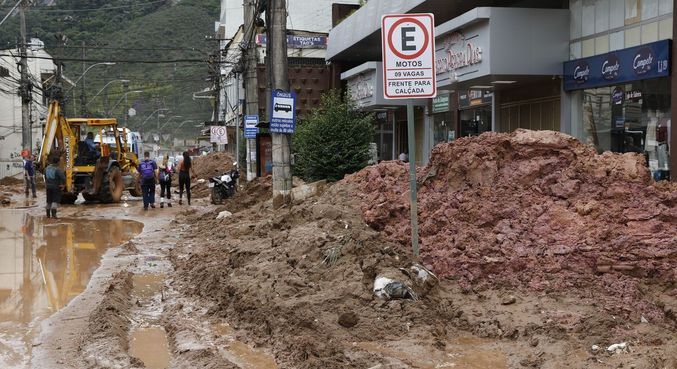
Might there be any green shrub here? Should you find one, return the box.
[293,90,374,182]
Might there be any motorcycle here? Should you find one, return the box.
[209,163,240,204]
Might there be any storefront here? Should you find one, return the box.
[343,62,428,163]
[431,93,454,145]
[564,40,672,180]
[434,7,569,135]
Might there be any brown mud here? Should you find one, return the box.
[168,130,676,368]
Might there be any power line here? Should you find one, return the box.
[10,0,168,13]
[0,53,207,64]
[41,44,207,52]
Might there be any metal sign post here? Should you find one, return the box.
[381,13,436,258]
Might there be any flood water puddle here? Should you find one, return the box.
[356,336,508,369]
[132,274,165,304]
[212,323,278,368]
[129,326,171,369]
[0,210,143,368]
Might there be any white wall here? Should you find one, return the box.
[220,0,361,38]
[0,41,56,178]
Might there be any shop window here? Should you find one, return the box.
[433,111,454,146]
[460,107,491,138]
[582,78,671,180]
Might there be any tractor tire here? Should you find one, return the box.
[60,192,77,205]
[99,167,124,203]
[82,192,98,202]
[128,179,142,197]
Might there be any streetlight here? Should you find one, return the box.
[139,108,170,133]
[172,120,195,134]
[85,79,130,107]
[158,115,183,132]
[65,61,115,116]
[108,90,143,116]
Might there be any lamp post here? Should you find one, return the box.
[139,108,170,138]
[108,90,143,121]
[86,79,130,110]
[65,62,115,116]
[158,115,183,132]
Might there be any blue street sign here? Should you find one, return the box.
[270,90,297,134]
[244,115,259,139]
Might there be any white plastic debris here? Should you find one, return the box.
[591,345,600,352]
[373,277,395,299]
[373,276,417,300]
[640,315,649,323]
[606,342,628,354]
[216,210,233,219]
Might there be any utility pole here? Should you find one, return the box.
[243,0,259,181]
[19,0,32,153]
[123,80,129,125]
[80,41,86,116]
[267,0,292,206]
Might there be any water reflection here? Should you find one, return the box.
[0,210,143,368]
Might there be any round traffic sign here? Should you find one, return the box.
[387,17,429,60]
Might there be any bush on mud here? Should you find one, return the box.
[293,90,375,182]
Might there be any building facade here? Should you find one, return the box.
[564,0,673,180]
[0,39,58,179]
[328,0,674,181]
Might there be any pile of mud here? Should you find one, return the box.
[191,152,235,179]
[0,176,22,186]
[347,129,676,321]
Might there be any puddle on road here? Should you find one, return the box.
[212,323,278,369]
[129,326,171,369]
[0,210,143,368]
[356,336,508,369]
[132,274,165,304]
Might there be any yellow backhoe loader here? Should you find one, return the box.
[37,100,142,204]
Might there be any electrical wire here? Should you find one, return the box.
[14,0,168,13]
[0,53,207,64]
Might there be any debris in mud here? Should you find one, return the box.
[338,312,359,328]
[607,342,628,354]
[216,210,233,219]
[0,176,22,186]
[347,129,677,322]
[373,276,417,300]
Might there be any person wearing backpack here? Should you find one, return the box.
[138,151,158,210]
[44,155,65,218]
[158,155,173,208]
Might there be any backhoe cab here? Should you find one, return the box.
[38,100,142,204]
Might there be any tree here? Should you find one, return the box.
[293,90,375,182]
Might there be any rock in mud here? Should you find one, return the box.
[338,311,359,328]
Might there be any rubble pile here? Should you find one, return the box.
[191,152,235,179]
[348,129,676,319]
[189,152,236,197]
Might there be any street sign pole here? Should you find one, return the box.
[406,99,419,257]
[381,13,435,259]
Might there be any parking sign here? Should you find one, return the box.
[210,126,228,144]
[381,14,436,99]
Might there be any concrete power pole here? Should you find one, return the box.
[19,0,32,153]
[268,0,292,206]
[243,0,259,180]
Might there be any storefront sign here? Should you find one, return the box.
[611,87,624,105]
[436,31,483,75]
[625,89,643,100]
[564,40,671,91]
[432,93,449,113]
[458,90,492,109]
[347,70,375,108]
[255,34,327,48]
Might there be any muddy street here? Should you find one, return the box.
[0,131,675,369]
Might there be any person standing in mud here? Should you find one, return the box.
[23,153,37,199]
[44,155,65,218]
[158,154,173,208]
[139,151,158,210]
[177,151,194,205]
